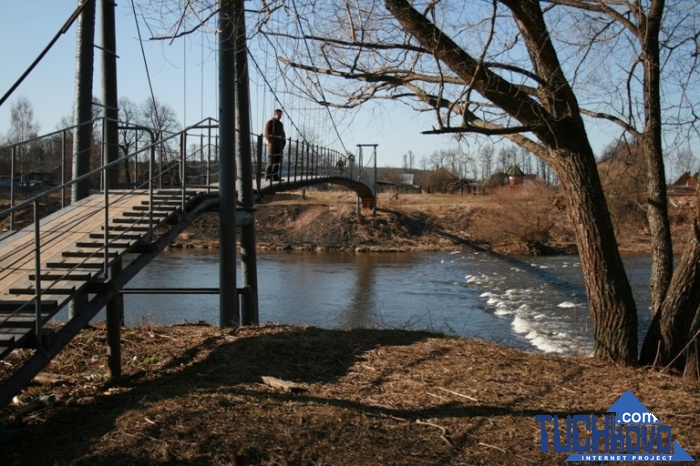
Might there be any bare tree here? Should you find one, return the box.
[139,0,700,368]
[480,145,494,180]
[402,150,415,170]
[139,97,180,185]
[258,0,639,363]
[7,96,41,174]
[544,0,700,373]
[118,97,141,185]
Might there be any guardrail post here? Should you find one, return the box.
[256,134,263,192]
[33,200,42,347]
[106,259,122,378]
[61,131,67,209]
[10,147,16,231]
[207,125,213,191]
[293,139,299,183]
[180,131,186,212]
[148,143,155,241]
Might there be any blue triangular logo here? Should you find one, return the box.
[607,390,660,424]
[670,442,696,462]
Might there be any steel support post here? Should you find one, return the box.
[218,0,239,327]
[101,0,121,376]
[233,0,259,325]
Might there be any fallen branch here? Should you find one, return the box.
[260,376,306,393]
[437,386,479,402]
[416,419,455,448]
[0,395,56,424]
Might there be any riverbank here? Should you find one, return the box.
[173,188,694,255]
[2,323,699,464]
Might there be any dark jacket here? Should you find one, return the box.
[264,118,286,154]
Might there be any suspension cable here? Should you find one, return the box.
[290,0,350,155]
[0,0,91,108]
[130,0,161,131]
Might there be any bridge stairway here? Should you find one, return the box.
[0,189,206,360]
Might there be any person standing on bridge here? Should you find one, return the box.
[264,109,286,181]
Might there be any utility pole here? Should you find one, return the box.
[233,0,259,325]
[101,0,121,378]
[101,0,119,189]
[219,0,238,327]
[71,0,95,203]
[69,0,95,320]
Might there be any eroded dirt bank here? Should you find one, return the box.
[175,189,693,255]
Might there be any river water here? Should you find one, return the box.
[112,249,654,356]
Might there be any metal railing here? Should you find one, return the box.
[0,116,363,347]
[254,134,358,189]
[0,116,220,342]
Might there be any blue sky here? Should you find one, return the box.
[5,2,690,173]
[0,1,465,168]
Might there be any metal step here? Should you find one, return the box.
[46,259,106,269]
[88,232,143,240]
[112,217,163,225]
[122,211,170,218]
[29,271,94,281]
[0,334,16,359]
[75,241,131,249]
[140,199,182,206]
[0,300,58,313]
[102,224,151,232]
[0,314,51,329]
[131,205,181,212]
[62,250,120,258]
[9,280,81,295]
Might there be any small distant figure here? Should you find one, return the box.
[336,157,345,173]
[264,109,286,182]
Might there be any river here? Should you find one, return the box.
[103,249,655,357]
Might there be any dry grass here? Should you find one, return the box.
[2,188,699,464]
[2,323,699,465]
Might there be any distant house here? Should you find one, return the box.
[483,171,508,187]
[485,165,537,187]
[375,169,422,193]
[669,172,698,197]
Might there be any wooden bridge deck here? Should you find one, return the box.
[0,189,204,359]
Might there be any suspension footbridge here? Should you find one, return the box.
[0,120,376,407]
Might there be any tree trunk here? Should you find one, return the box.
[643,1,673,316]
[385,0,639,364]
[684,308,700,380]
[552,144,638,364]
[644,221,700,372]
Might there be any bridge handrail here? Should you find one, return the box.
[0,116,370,332]
[0,116,217,328]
